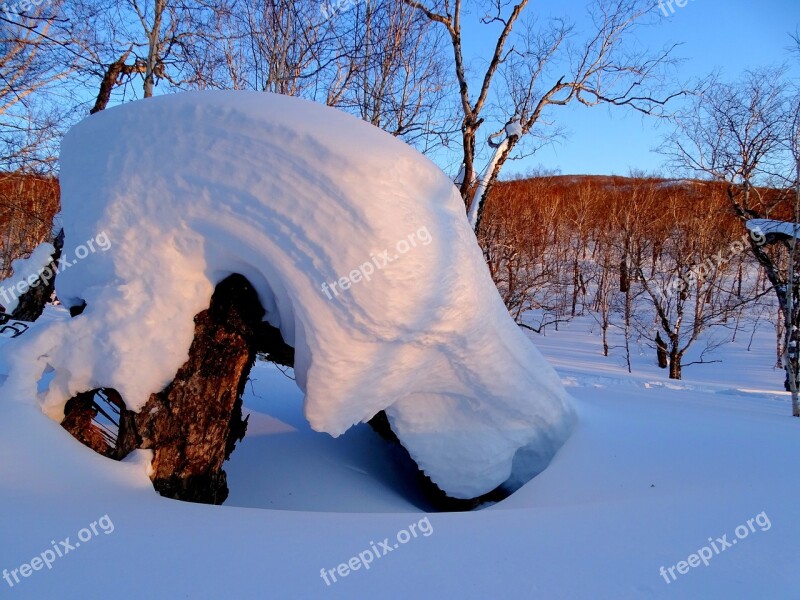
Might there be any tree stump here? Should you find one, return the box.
[62,274,265,505]
[133,274,264,504]
[61,388,134,460]
[61,273,497,509]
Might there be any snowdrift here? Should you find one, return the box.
[4,91,573,499]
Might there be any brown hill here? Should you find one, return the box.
[0,172,60,279]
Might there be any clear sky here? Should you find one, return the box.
[455,0,800,178]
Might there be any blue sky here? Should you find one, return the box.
[454,0,799,177]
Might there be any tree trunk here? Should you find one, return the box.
[135,274,263,504]
[623,282,632,373]
[655,331,668,369]
[143,0,166,99]
[571,258,580,317]
[61,274,266,505]
[61,388,136,460]
[669,347,682,380]
[90,50,145,115]
[777,311,784,368]
[11,229,63,322]
[619,251,629,293]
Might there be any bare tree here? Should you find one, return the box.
[479,175,564,324]
[0,0,80,170]
[173,0,451,149]
[631,183,761,379]
[782,32,800,415]
[665,68,800,397]
[403,0,684,231]
[182,0,331,95]
[326,0,452,145]
[68,0,198,114]
[782,89,800,415]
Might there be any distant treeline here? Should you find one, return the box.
[0,172,60,280]
[0,170,791,379]
[480,175,791,377]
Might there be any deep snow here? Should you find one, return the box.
[7,91,573,499]
[0,92,796,598]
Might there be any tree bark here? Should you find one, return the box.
[669,347,682,380]
[134,274,263,504]
[61,274,265,505]
[143,0,166,99]
[619,257,629,292]
[655,331,668,369]
[90,50,146,115]
[61,388,136,460]
[11,229,63,322]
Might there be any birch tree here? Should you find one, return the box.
[403,0,684,232]
[666,69,800,401]
[782,91,800,415]
[69,0,197,114]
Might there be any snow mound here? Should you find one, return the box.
[6,91,574,498]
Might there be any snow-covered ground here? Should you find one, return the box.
[1,91,794,599]
[1,307,797,599]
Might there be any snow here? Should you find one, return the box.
[3,91,573,499]
[1,91,793,598]
[0,307,797,598]
[505,119,523,139]
[747,218,796,239]
[466,119,524,231]
[0,242,55,313]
